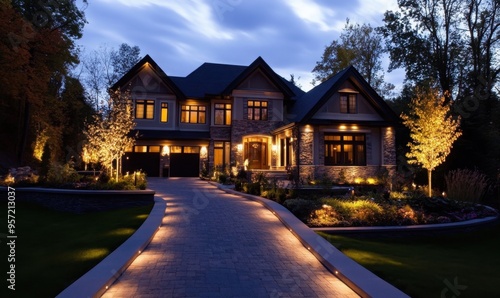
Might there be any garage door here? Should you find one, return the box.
[170,153,200,177]
[122,146,161,177]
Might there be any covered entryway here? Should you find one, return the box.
[243,136,270,170]
[169,146,200,177]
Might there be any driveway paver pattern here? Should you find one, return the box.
[102,178,358,297]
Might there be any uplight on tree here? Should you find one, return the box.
[83,89,136,181]
[402,88,462,197]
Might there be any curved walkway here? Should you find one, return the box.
[101,178,358,297]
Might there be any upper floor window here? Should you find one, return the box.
[324,133,366,166]
[340,94,357,114]
[247,100,268,121]
[214,103,232,125]
[160,102,168,123]
[181,105,206,124]
[136,100,154,119]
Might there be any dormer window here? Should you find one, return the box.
[340,94,357,114]
[136,100,155,119]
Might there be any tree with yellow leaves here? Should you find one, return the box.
[402,88,462,197]
[83,90,136,181]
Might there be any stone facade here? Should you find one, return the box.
[382,127,396,166]
[299,130,314,165]
[230,119,284,167]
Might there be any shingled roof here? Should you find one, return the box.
[289,66,398,124]
[170,63,247,98]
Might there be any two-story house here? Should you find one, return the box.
[112,55,398,183]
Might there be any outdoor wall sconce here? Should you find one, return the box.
[161,145,170,156]
[200,146,208,158]
[237,144,243,152]
[272,144,277,152]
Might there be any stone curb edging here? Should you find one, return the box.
[56,196,166,298]
[213,183,409,298]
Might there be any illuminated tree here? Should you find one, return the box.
[83,90,136,180]
[401,87,462,197]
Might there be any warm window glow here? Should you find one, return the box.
[181,105,206,124]
[214,141,230,167]
[170,146,182,153]
[183,146,200,153]
[160,102,168,123]
[214,103,232,125]
[134,146,148,153]
[324,134,365,166]
[136,100,154,119]
[247,100,268,120]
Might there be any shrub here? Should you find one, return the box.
[121,171,147,190]
[46,163,81,185]
[218,173,227,184]
[317,198,385,226]
[390,191,408,200]
[445,169,489,203]
[245,182,261,195]
[283,199,321,221]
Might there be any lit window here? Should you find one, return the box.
[160,102,168,123]
[181,105,206,124]
[183,146,200,154]
[214,141,231,167]
[136,100,155,119]
[324,134,365,165]
[134,146,148,153]
[214,103,232,125]
[340,94,357,114]
[247,100,268,120]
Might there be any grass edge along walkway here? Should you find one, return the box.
[0,201,154,298]
[318,221,500,298]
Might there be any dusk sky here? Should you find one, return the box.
[77,0,402,91]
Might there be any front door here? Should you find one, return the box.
[246,141,267,169]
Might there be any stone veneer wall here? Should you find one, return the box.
[6,188,154,213]
[231,119,284,167]
[382,127,396,166]
[299,165,397,185]
[297,125,397,184]
[299,130,314,166]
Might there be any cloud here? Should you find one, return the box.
[77,0,403,91]
[282,0,338,32]
[99,0,234,40]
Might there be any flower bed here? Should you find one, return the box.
[283,193,498,227]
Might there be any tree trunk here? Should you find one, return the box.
[428,169,432,198]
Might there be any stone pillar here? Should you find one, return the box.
[382,127,396,166]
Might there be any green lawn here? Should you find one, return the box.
[1,202,153,298]
[319,223,500,298]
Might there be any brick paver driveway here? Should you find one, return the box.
[102,178,358,297]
